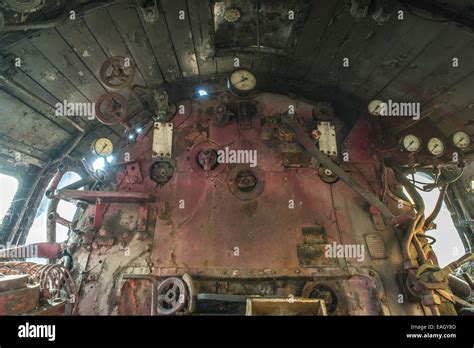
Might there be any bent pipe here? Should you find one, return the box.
[425,183,448,229]
[45,163,68,199]
[8,134,85,244]
[448,274,472,299]
[61,176,97,191]
[45,176,96,242]
[385,159,426,264]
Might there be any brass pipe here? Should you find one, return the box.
[386,160,426,263]
[432,253,474,283]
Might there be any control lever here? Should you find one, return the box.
[283,114,396,224]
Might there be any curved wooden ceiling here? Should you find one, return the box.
[0,0,473,170]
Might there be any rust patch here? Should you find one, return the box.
[103,210,123,236]
[239,201,258,217]
[158,201,173,223]
[173,126,194,157]
[301,226,327,244]
[297,226,336,266]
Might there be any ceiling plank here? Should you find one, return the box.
[436,105,474,138]
[6,41,93,130]
[2,70,78,134]
[305,6,356,81]
[187,0,216,77]
[350,18,449,102]
[423,72,474,121]
[56,18,110,89]
[0,134,47,164]
[136,1,182,82]
[0,149,45,168]
[286,0,342,79]
[161,0,200,78]
[376,24,474,102]
[28,28,106,102]
[393,71,474,133]
[398,40,474,105]
[83,7,147,87]
[108,2,165,87]
[336,10,418,102]
[0,89,71,154]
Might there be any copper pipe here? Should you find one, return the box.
[386,160,426,264]
[425,184,448,229]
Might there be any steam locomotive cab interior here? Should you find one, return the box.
[0,0,473,317]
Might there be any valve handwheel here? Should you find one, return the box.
[157,277,188,315]
[99,56,135,90]
[95,92,127,126]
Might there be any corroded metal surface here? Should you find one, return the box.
[0,285,40,315]
[64,92,426,316]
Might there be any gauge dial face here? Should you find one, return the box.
[452,131,471,150]
[228,69,257,93]
[401,134,422,153]
[93,137,114,157]
[368,99,384,116]
[224,8,241,22]
[427,137,445,157]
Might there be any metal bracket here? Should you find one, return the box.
[317,121,337,158]
[137,0,159,23]
[152,122,173,159]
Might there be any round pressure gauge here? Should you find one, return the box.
[92,137,114,157]
[368,99,385,116]
[452,131,471,150]
[427,137,445,157]
[224,7,241,22]
[401,134,422,153]
[227,68,257,96]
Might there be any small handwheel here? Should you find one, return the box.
[95,92,127,126]
[182,273,197,314]
[157,277,188,315]
[100,56,135,90]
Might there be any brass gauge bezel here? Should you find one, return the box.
[92,137,114,157]
[400,134,422,153]
[426,137,446,157]
[451,131,471,150]
[227,68,257,97]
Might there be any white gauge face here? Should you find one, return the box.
[452,131,471,150]
[229,69,257,92]
[368,99,384,116]
[427,137,445,157]
[402,134,421,153]
[93,137,114,157]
